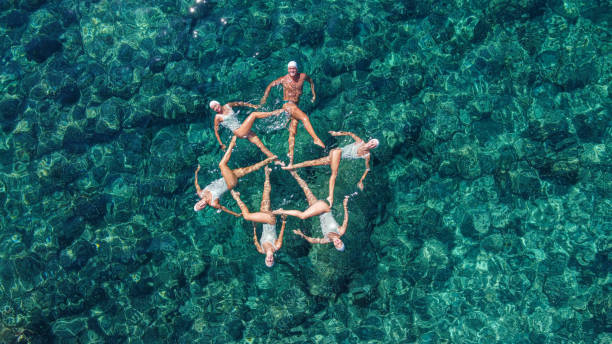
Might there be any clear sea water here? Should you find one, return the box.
[0,0,610,343]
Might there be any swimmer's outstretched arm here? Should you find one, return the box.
[226,101,258,109]
[358,155,371,190]
[329,131,363,143]
[220,204,241,217]
[305,74,316,102]
[260,77,283,105]
[275,215,287,250]
[293,229,330,244]
[338,196,350,236]
[213,116,226,150]
[253,223,265,254]
[194,165,203,194]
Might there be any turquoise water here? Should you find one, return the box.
[0,0,611,342]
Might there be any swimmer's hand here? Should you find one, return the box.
[328,131,341,136]
[311,95,316,103]
[357,182,364,190]
[293,229,304,237]
[220,144,227,151]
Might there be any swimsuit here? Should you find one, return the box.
[260,223,278,250]
[319,212,340,239]
[341,141,368,160]
[203,177,228,201]
[220,109,241,132]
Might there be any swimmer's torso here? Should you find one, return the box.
[260,223,278,251]
[319,212,340,239]
[281,74,308,103]
[219,106,241,132]
[341,141,368,160]
[204,177,229,201]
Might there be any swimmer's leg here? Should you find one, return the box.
[260,166,272,212]
[273,201,330,220]
[233,155,276,179]
[220,136,238,189]
[326,149,343,207]
[288,170,317,206]
[246,132,283,165]
[287,118,299,166]
[285,103,325,148]
[246,131,275,158]
[282,153,331,170]
[231,190,275,224]
[233,109,285,138]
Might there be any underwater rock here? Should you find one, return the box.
[305,249,352,297]
[140,74,167,96]
[117,43,137,64]
[53,216,86,248]
[61,240,96,271]
[481,234,504,252]
[326,13,358,40]
[37,151,83,187]
[111,64,140,99]
[18,0,48,10]
[354,326,386,341]
[94,97,126,136]
[0,96,23,121]
[148,54,167,74]
[25,36,62,63]
[543,275,572,306]
[62,124,87,148]
[573,112,608,142]
[487,0,546,23]
[509,164,541,198]
[52,316,88,338]
[74,194,109,223]
[150,126,192,172]
[556,62,599,91]
[0,10,29,28]
[165,61,198,88]
[14,252,44,282]
[56,83,80,105]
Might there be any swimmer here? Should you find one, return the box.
[210,100,284,162]
[260,61,325,165]
[273,170,349,251]
[283,131,379,205]
[194,136,276,214]
[230,167,286,267]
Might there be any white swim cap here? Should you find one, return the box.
[209,100,220,108]
[288,61,298,68]
[336,242,345,252]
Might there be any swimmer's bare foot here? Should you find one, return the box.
[263,155,277,165]
[314,139,325,148]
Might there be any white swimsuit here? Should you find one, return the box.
[260,223,278,250]
[220,108,241,132]
[203,177,228,201]
[319,212,340,239]
[341,141,368,160]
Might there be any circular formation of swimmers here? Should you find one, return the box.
[194,61,379,267]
